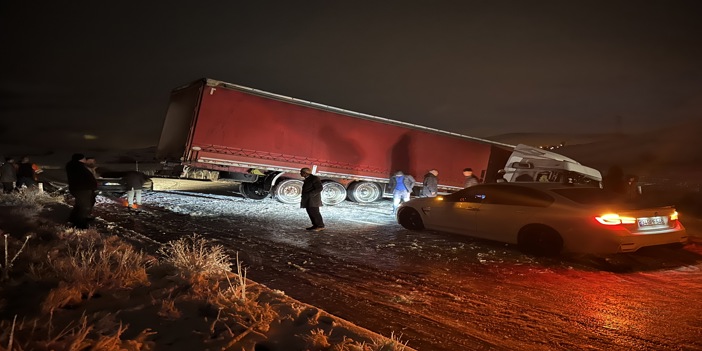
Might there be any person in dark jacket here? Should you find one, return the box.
[66,153,97,229]
[421,169,439,197]
[300,167,325,231]
[463,167,479,187]
[0,157,17,193]
[389,170,416,214]
[122,171,150,209]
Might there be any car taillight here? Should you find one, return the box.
[595,213,637,226]
[669,211,679,223]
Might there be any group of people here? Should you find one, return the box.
[65,153,151,229]
[0,156,43,193]
[298,166,483,231]
[388,167,481,213]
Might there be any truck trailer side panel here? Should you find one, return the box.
[183,81,498,188]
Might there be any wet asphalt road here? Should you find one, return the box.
[93,190,702,351]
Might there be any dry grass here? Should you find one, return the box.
[1,232,31,281]
[43,235,152,312]
[370,332,409,351]
[0,187,64,206]
[202,277,278,347]
[157,234,231,279]
[0,314,155,351]
[304,328,333,349]
[54,226,103,242]
[0,188,64,220]
[0,202,416,351]
[9,204,45,219]
[155,295,182,320]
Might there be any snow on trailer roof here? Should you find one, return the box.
[176,78,515,149]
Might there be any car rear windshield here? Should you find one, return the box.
[552,188,623,205]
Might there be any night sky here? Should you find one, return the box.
[2,1,701,150]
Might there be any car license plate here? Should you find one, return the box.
[638,216,665,227]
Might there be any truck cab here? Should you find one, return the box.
[502,144,602,186]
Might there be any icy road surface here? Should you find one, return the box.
[92,186,702,351]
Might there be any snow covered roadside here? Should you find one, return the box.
[0,190,414,351]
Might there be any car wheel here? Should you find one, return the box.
[398,207,425,231]
[518,225,563,256]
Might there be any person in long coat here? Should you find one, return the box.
[65,153,97,229]
[300,167,325,231]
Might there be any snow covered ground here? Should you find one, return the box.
[84,182,702,351]
[4,142,702,350]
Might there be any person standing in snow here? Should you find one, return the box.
[0,157,17,193]
[121,171,150,210]
[65,153,97,229]
[421,169,439,197]
[389,170,416,214]
[300,167,325,231]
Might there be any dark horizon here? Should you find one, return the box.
[2,1,701,150]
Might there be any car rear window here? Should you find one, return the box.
[552,188,622,204]
[481,186,555,207]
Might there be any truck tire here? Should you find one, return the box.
[273,178,303,205]
[347,181,382,203]
[240,182,269,200]
[321,180,347,206]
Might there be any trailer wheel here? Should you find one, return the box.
[347,181,382,203]
[273,178,303,205]
[240,182,269,200]
[321,180,347,206]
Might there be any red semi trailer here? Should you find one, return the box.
[156,79,517,205]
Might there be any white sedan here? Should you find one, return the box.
[396,183,688,255]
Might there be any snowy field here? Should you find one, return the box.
[84,183,702,351]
